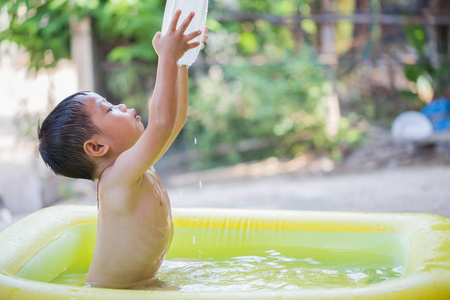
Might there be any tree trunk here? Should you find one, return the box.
[319,0,336,57]
[70,17,96,91]
[319,0,341,138]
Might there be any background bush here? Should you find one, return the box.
[4,0,441,171]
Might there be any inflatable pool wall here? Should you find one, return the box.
[0,205,449,299]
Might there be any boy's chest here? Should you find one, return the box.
[139,170,171,214]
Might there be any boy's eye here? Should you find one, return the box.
[108,106,113,112]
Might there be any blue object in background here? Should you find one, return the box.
[421,97,450,132]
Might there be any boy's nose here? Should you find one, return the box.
[118,104,127,112]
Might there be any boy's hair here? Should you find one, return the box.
[38,92,100,181]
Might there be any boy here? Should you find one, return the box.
[38,10,207,288]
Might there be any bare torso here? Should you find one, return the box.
[85,167,173,288]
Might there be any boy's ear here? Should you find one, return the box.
[83,139,110,158]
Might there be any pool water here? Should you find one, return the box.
[48,227,407,291]
[159,252,403,291]
[49,251,403,290]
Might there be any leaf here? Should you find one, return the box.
[403,64,420,82]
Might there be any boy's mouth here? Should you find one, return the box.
[131,109,141,121]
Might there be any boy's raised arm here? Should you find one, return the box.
[151,65,188,163]
[154,27,208,163]
[111,10,202,186]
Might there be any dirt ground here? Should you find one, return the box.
[162,128,450,218]
[56,129,450,218]
[166,163,450,217]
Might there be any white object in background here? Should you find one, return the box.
[0,197,12,224]
[391,111,433,141]
[161,0,208,67]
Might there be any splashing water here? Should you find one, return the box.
[157,252,403,292]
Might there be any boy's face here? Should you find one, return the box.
[83,92,145,155]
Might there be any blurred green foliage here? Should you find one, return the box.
[0,0,164,68]
[402,25,450,99]
[0,0,71,69]
[186,50,362,168]
[1,0,363,170]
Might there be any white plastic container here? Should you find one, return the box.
[161,0,208,67]
[391,111,433,141]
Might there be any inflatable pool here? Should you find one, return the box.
[0,205,449,299]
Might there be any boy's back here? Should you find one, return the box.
[86,167,173,288]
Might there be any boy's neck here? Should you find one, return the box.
[94,157,117,180]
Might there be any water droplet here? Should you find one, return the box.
[194,137,197,144]
[199,181,202,188]
[192,235,196,244]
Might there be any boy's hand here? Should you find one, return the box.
[152,9,203,61]
[200,26,209,51]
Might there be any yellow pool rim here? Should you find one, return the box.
[0,205,449,300]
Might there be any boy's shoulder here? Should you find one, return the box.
[100,164,156,189]
[98,165,160,210]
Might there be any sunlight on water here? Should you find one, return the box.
[157,251,403,291]
[49,250,403,291]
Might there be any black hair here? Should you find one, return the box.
[38,91,100,181]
